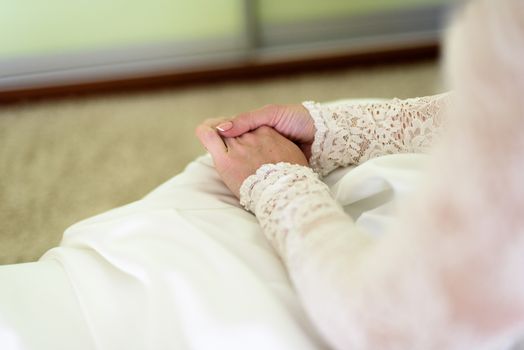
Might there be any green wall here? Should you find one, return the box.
[0,0,243,57]
[1,0,451,58]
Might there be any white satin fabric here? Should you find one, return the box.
[0,151,428,350]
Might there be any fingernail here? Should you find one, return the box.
[216,121,233,132]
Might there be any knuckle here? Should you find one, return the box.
[257,125,272,134]
[240,133,254,141]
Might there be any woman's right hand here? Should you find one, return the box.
[215,104,316,159]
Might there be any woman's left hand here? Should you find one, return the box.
[196,120,308,198]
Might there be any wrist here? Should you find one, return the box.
[239,162,315,213]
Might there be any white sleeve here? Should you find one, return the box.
[239,156,524,349]
[304,93,450,176]
[240,163,447,349]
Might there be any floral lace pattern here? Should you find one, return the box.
[239,162,345,257]
[237,93,524,348]
[240,95,450,254]
[303,93,450,176]
[238,95,453,344]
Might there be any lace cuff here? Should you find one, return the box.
[302,100,352,176]
[239,162,344,257]
[303,94,449,176]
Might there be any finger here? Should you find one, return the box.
[252,125,275,135]
[201,116,231,129]
[223,137,237,150]
[195,124,227,157]
[217,106,277,138]
[236,132,254,145]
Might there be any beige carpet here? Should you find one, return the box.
[0,60,443,264]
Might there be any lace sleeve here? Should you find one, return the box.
[239,162,348,257]
[303,93,450,176]
[239,163,439,349]
[239,159,523,349]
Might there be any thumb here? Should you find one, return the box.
[195,124,227,159]
[217,107,276,137]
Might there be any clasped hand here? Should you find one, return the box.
[195,104,315,198]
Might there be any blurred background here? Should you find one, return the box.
[0,0,451,92]
[0,0,452,263]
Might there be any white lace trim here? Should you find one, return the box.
[303,94,449,176]
[239,162,344,257]
[239,95,449,255]
[302,101,329,176]
[236,93,524,348]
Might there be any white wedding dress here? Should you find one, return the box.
[0,97,458,350]
[0,95,522,349]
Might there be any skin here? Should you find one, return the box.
[195,118,308,198]
[214,104,316,158]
